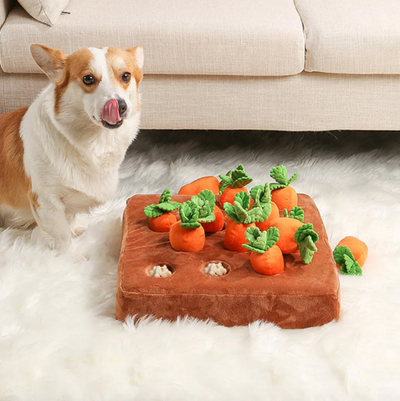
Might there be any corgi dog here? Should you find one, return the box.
[0,44,144,255]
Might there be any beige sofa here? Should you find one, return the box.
[1,0,400,131]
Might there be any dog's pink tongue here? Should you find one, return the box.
[102,99,121,125]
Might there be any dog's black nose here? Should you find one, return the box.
[118,99,127,117]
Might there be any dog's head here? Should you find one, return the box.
[30,44,144,130]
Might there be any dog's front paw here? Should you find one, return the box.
[71,225,86,238]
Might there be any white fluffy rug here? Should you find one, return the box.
[1,130,399,400]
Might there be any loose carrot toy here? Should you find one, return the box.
[144,189,181,232]
[191,190,224,232]
[243,226,284,275]
[169,200,205,252]
[223,191,262,252]
[178,176,220,195]
[333,236,368,275]
[219,164,253,208]
[269,207,319,264]
[270,165,299,211]
[250,183,280,231]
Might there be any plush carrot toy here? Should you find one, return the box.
[169,200,205,252]
[269,207,319,264]
[223,191,262,252]
[144,189,181,232]
[333,236,368,275]
[270,165,299,211]
[178,176,220,195]
[250,183,280,231]
[219,164,253,208]
[243,226,284,275]
[191,190,224,232]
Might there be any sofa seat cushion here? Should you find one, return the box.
[295,0,400,74]
[0,0,305,76]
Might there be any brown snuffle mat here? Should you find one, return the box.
[116,194,340,329]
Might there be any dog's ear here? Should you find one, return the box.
[127,45,144,70]
[127,46,144,84]
[30,44,67,83]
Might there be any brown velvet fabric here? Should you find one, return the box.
[116,194,340,329]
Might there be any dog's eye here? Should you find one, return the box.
[121,72,131,83]
[82,75,95,86]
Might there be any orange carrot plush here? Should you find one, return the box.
[250,183,280,231]
[269,207,319,264]
[178,176,220,195]
[144,189,181,232]
[223,191,262,252]
[333,236,368,275]
[270,165,299,211]
[169,200,205,252]
[219,164,253,208]
[191,190,224,232]
[243,226,284,275]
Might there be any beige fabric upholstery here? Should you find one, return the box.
[0,0,305,76]
[2,72,400,131]
[17,0,69,26]
[0,0,13,28]
[295,0,400,74]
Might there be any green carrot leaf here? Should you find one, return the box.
[144,204,164,218]
[233,200,248,224]
[333,245,363,276]
[245,226,261,243]
[235,191,250,211]
[260,183,272,204]
[265,226,280,250]
[198,189,215,205]
[219,171,233,194]
[251,184,272,222]
[225,192,262,224]
[283,209,289,218]
[243,226,279,253]
[159,189,172,204]
[270,165,288,186]
[244,205,263,225]
[253,231,268,251]
[242,244,265,254]
[191,190,216,223]
[342,255,363,275]
[179,201,201,229]
[157,202,180,212]
[250,185,263,203]
[258,203,271,223]
[230,164,253,189]
[270,165,298,191]
[287,171,299,186]
[269,183,287,191]
[223,203,240,224]
[290,206,304,222]
[144,189,181,218]
[243,226,266,254]
[295,223,319,264]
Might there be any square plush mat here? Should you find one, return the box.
[116,194,340,329]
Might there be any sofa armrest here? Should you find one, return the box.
[0,0,14,28]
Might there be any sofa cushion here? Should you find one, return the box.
[0,0,14,29]
[295,0,400,74]
[0,0,305,76]
[17,0,69,26]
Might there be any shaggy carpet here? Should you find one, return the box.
[0,130,399,400]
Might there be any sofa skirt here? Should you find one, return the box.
[1,71,400,131]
